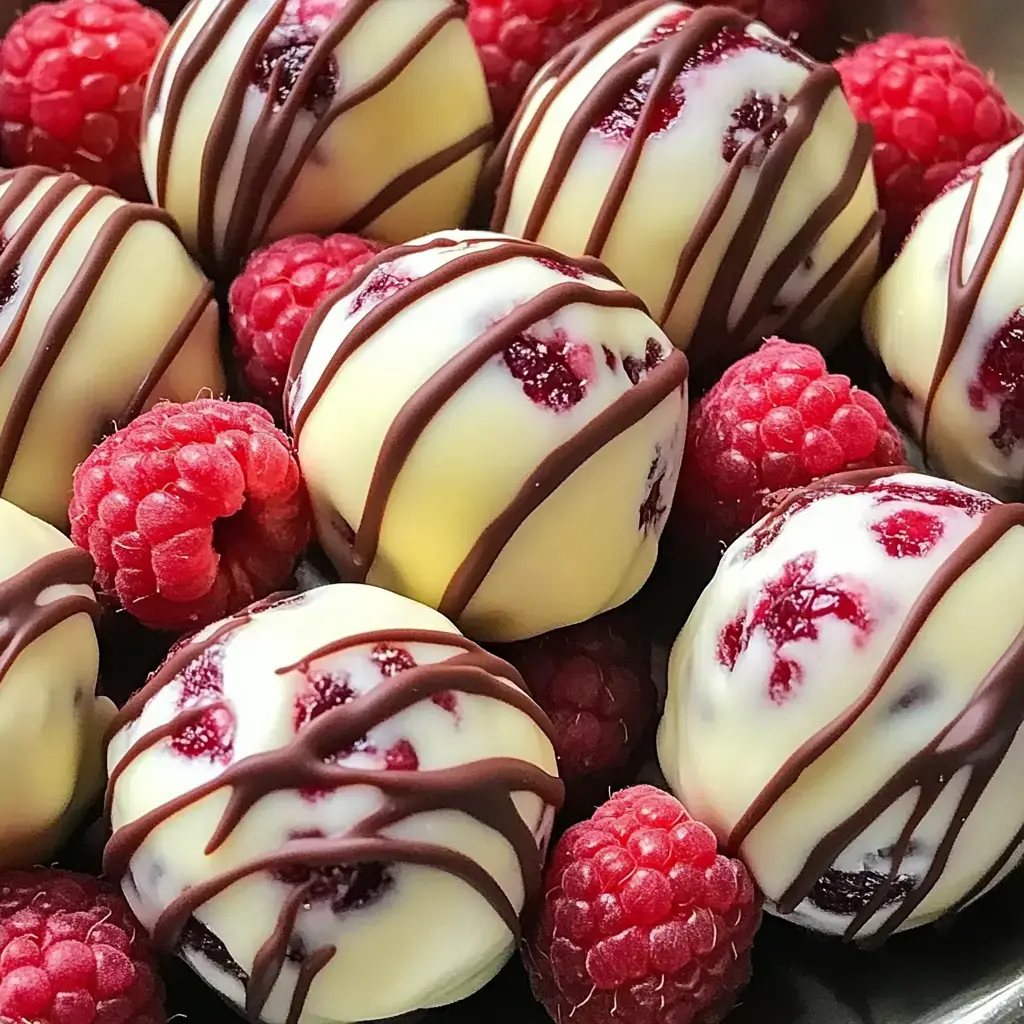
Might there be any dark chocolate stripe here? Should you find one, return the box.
[0,548,99,685]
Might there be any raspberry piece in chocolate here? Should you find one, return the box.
[501,330,595,412]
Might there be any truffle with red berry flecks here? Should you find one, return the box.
[104,583,561,1024]
[660,468,1024,941]
[865,134,1024,503]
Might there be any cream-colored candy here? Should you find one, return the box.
[0,167,223,528]
[285,230,689,642]
[658,471,1024,940]
[490,1,880,370]
[0,499,113,868]
[106,584,560,1024]
[865,136,1024,501]
[143,0,493,274]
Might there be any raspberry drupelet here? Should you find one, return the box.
[836,34,1023,261]
[669,338,904,562]
[228,232,384,420]
[0,868,165,1023]
[526,785,761,1024]
[70,399,312,632]
[0,0,169,200]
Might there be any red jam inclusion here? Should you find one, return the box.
[967,310,1024,455]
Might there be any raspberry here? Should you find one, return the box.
[495,608,656,803]
[0,868,165,1024]
[526,786,761,1024]
[69,399,312,632]
[0,0,168,200]
[668,338,904,560]
[467,0,639,130]
[836,34,1023,261]
[228,232,384,420]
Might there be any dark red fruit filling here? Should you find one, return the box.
[274,831,394,915]
[593,13,800,145]
[718,553,873,704]
[293,668,419,799]
[501,330,595,412]
[0,235,19,312]
[536,256,584,280]
[253,15,338,117]
[179,918,248,983]
[371,642,456,716]
[868,479,996,517]
[350,267,414,314]
[639,450,668,534]
[967,310,1024,455]
[622,337,665,385]
[602,346,617,371]
[171,646,235,763]
[722,91,788,164]
[871,508,944,558]
[808,869,916,917]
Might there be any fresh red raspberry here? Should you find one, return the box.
[228,232,384,419]
[526,785,761,1024]
[0,0,169,200]
[0,868,165,1024]
[836,34,1023,261]
[468,0,642,130]
[70,399,312,632]
[494,608,656,804]
[669,338,904,561]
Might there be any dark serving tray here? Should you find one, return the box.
[61,0,1024,1022]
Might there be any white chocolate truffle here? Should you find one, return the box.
[105,584,561,1024]
[488,1,881,374]
[0,166,224,528]
[658,469,1024,941]
[865,136,1024,502]
[285,230,689,642]
[0,498,113,868]
[143,0,493,275]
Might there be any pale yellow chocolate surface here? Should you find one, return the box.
[0,169,224,528]
[0,499,113,868]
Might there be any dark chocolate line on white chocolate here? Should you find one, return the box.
[484,4,875,370]
[920,145,1024,463]
[104,615,562,1024]
[723,469,1024,942]
[0,548,99,685]
[0,172,178,492]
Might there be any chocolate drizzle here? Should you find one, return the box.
[284,234,688,616]
[919,144,1024,462]
[145,0,492,273]
[104,608,563,1024]
[0,167,213,501]
[0,547,99,684]
[484,1,880,373]
[722,468,1024,943]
